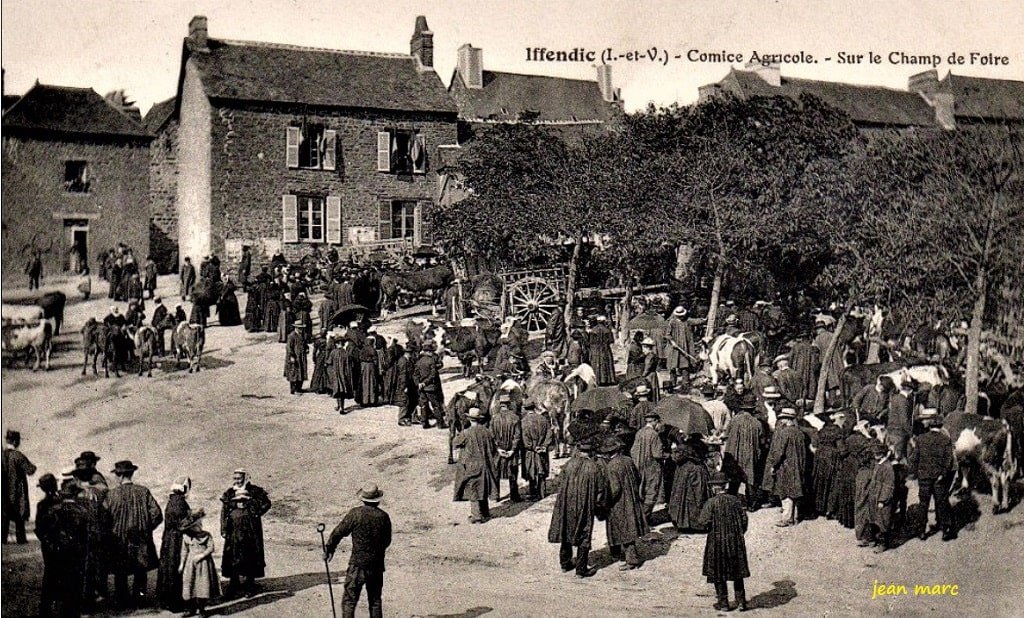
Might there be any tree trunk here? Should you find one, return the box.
[674,244,693,281]
[620,273,634,344]
[704,264,723,339]
[563,234,583,328]
[964,270,986,416]
[813,307,851,415]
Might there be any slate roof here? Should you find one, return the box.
[1,83,151,139]
[451,70,616,123]
[2,95,20,112]
[188,38,457,114]
[941,74,1024,121]
[143,96,177,133]
[725,69,937,127]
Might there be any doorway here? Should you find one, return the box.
[64,219,89,273]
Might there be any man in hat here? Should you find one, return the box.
[640,337,660,400]
[588,315,617,386]
[764,409,808,527]
[725,400,764,511]
[491,395,523,502]
[2,429,36,544]
[548,440,609,578]
[813,410,848,519]
[150,297,170,357]
[623,384,655,431]
[749,359,777,413]
[886,379,916,460]
[221,469,272,597]
[285,320,308,394]
[908,408,956,541]
[34,473,62,615]
[180,257,196,300]
[394,345,418,426]
[695,385,732,436]
[414,342,446,429]
[598,436,646,570]
[666,306,697,385]
[452,408,499,523]
[813,321,844,403]
[325,484,392,618]
[73,451,110,606]
[723,313,741,337]
[37,479,89,617]
[699,471,750,612]
[853,376,894,425]
[723,378,756,418]
[631,412,666,523]
[103,460,163,607]
[520,399,556,500]
[237,244,252,285]
[866,443,898,553]
[772,355,802,409]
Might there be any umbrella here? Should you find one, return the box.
[329,304,371,327]
[412,245,440,258]
[654,395,714,435]
[571,386,630,413]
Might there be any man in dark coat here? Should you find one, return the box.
[665,307,697,384]
[599,437,646,570]
[668,438,711,531]
[866,443,897,553]
[544,307,569,359]
[813,411,848,518]
[886,381,916,460]
[180,257,196,300]
[103,460,163,607]
[72,451,109,605]
[520,400,555,500]
[285,322,308,394]
[908,409,955,541]
[491,399,523,502]
[548,441,609,578]
[151,298,170,357]
[37,479,89,617]
[221,469,272,597]
[772,356,803,410]
[34,474,61,615]
[725,406,763,510]
[852,377,893,424]
[325,485,393,618]
[237,245,252,285]
[764,409,808,527]
[394,346,417,425]
[699,471,750,612]
[588,316,617,386]
[631,412,666,522]
[414,343,446,429]
[2,430,36,544]
[452,408,500,523]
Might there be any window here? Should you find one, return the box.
[282,195,342,244]
[298,196,325,242]
[391,201,417,239]
[64,161,90,193]
[286,125,336,170]
[376,130,426,174]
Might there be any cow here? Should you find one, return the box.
[703,332,762,385]
[379,265,455,317]
[440,319,502,377]
[133,326,160,377]
[37,291,67,336]
[563,363,597,399]
[172,322,205,373]
[488,377,525,418]
[881,364,949,391]
[1,318,54,371]
[946,412,1018,514]
[81,318,111,376]
[1,304,45,324]
[840,361,905,405]
[526,375,573,458]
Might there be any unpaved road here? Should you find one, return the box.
[2,277,1022,617]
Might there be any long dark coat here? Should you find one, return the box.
[603,454,647,546]
[547,455,609,546]
[156,492,191,608]
[520,413,555,481]
[453,425,500,502]
[668,446,711,530]
[764,424,808,499]
[665,317,696,371]
[544,311,569,358]
[788,340,819,401]
[284,330,308,383]
[243,280,265,332]
[491,409,522,479]
[631,425,664,505]
[103,483,163,572]
[836,433,871,528]
[393,353,415,407]
[588,325,617,385]
[725,412,763,487]
[220,484,271,578]
[2,448,36,522]
[357,343,381,405]
[263,285,281,333]
[308,337,331,394]
[699,493,750,582]
[328,344,356,399]
[216,284,242,327]
[867,459,895,532]
[381,342,402,403]
[813,423,847,515]
[36,496,89,611]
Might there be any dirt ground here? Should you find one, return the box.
[2,276,1023,617]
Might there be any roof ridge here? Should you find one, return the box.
[215,38,413,60]
[484,69,598,84]
[34,83,97,92]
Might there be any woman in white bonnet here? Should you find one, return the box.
[157,476,194,611]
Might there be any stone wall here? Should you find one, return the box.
[149,118,179,272]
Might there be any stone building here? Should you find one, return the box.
[144,96,179,272]
[170,15,458,267]
[1,83,152,282]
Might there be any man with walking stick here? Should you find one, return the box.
[323,485,392,618]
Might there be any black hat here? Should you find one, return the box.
[598,436,625,455]
[111,460,139,474]
[576,441,596,453]
[709,471,729,486]
[37,473,58,493]
[78,451,101,463]
[5,430,20,443]
[60,479,82,497]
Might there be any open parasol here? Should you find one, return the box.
[329,304,371,327]
[653,395,714,435]
[571,386,630,413]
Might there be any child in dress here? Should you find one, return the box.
[179,509,221,617]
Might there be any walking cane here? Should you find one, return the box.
[316,523,338,618]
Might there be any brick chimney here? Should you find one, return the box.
[410,16,434,69]
[909,70,956,130]
[188,15,209,52]
[746,61,781,87]
[597,64,617,102]
[458,44,484,89]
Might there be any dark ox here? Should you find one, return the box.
[172,322,205,373]
[840,361,906,405]
[379,266,454,316]
[37,291,67,335]
[945,412,1019,514]
[441,323,502,377]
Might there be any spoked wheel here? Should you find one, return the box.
[506,277,560,334]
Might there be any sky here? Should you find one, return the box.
[2,0,1022,116]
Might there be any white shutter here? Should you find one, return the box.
[286,127,300,168]
[322,130,337,171]
[326,196,342,244]
[376,131,391,172]
[413,202,423,246]
[282,195,299,242]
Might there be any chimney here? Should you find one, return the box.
[745,61,781,87]
[104,89,142,123]
[410,16,434,69]
[188,15,209,52]
[909,70,955,130]
[907,69,939,94]
[597,64,616,102]
[458,44,484,89]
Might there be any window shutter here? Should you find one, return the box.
[420,201,434,244]
[282,195,299,242]
[326,196,342,244]
[376,131,391,172]
[378,200,392,240]
[322,130,337,171]
[412,134,427,173]
[286,127,300,168]
[413,202,423,245]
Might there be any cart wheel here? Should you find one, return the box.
[506,277,560,334]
